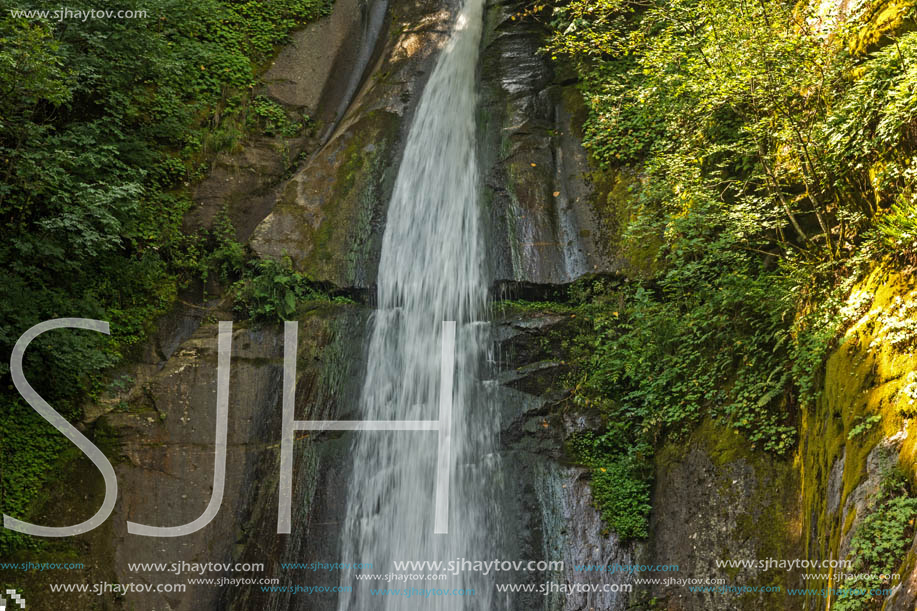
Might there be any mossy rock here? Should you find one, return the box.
[799,263,917,603]
[249,109,399,288]
[649,418,802,610]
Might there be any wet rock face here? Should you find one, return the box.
[245,0,622,290]
[555,470,634,611]
[492,310,634,611]
[249,109,399,288]
[220,310,368,611]
[98,306,367,611]
[250,0,455,289]
[262,0,386,127]
[479,0,619,285]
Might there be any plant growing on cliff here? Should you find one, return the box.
[547,0,917,547]
[558,237,795,538]
[898,372,917,416]
[878,195,917,260]
[835,465,917,611]
[572,206,797,453]
[848,415,882,440]
[566,430,653,540]
[549,0,917,264]
[231,257,331,323]
[248,95,311,138]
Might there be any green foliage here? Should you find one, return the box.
[558,236,794,536]
[878,196,917,257]
[848,415,882,439]
[493,299,575,315]
[547,0,917,539]
[898,372,917,416]
[567,430,652,539]
[0,401,70,549]
[201,214,248,285]
[0,0,332,552]
[548,0,917,263]
[231,257,332,323]
[570,209,796,454]
[835,465,917,611]
[590,461,652,540]
[823,30,917,215]
[167,208,247,286]
[249,95,311,137]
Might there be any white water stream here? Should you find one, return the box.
[336,0,497,608]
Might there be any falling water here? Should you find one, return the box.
[337,0,495,608]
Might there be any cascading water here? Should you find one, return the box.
[336,0,497,607]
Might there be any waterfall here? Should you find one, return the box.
[337,0,496,608]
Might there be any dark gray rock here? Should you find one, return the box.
[478,0,620,285]
[492,309,634,611]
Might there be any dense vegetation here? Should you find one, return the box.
[542,0,917,542]
[0,0,332,551]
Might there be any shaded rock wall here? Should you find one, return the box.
[645,421,802,610]
[479,0,620,285]
[106,306,367,611]
[492,309,635,611]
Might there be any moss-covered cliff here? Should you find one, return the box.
[633,264,917,611]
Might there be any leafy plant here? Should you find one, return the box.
[248,95,309,137]
[567,430,652,540]
[878,195,917,257]
[848,415,882,440]
[834,465,917,611]
[543,0,917,541]
[898,372,917,416]
[231,258,328,322]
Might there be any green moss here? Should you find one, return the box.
[799,265,917,596]
[298,110,399,285]
[559,85,589,140]
[694,417,761,467]
[846,0,917,55]
[656,418,801,595]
